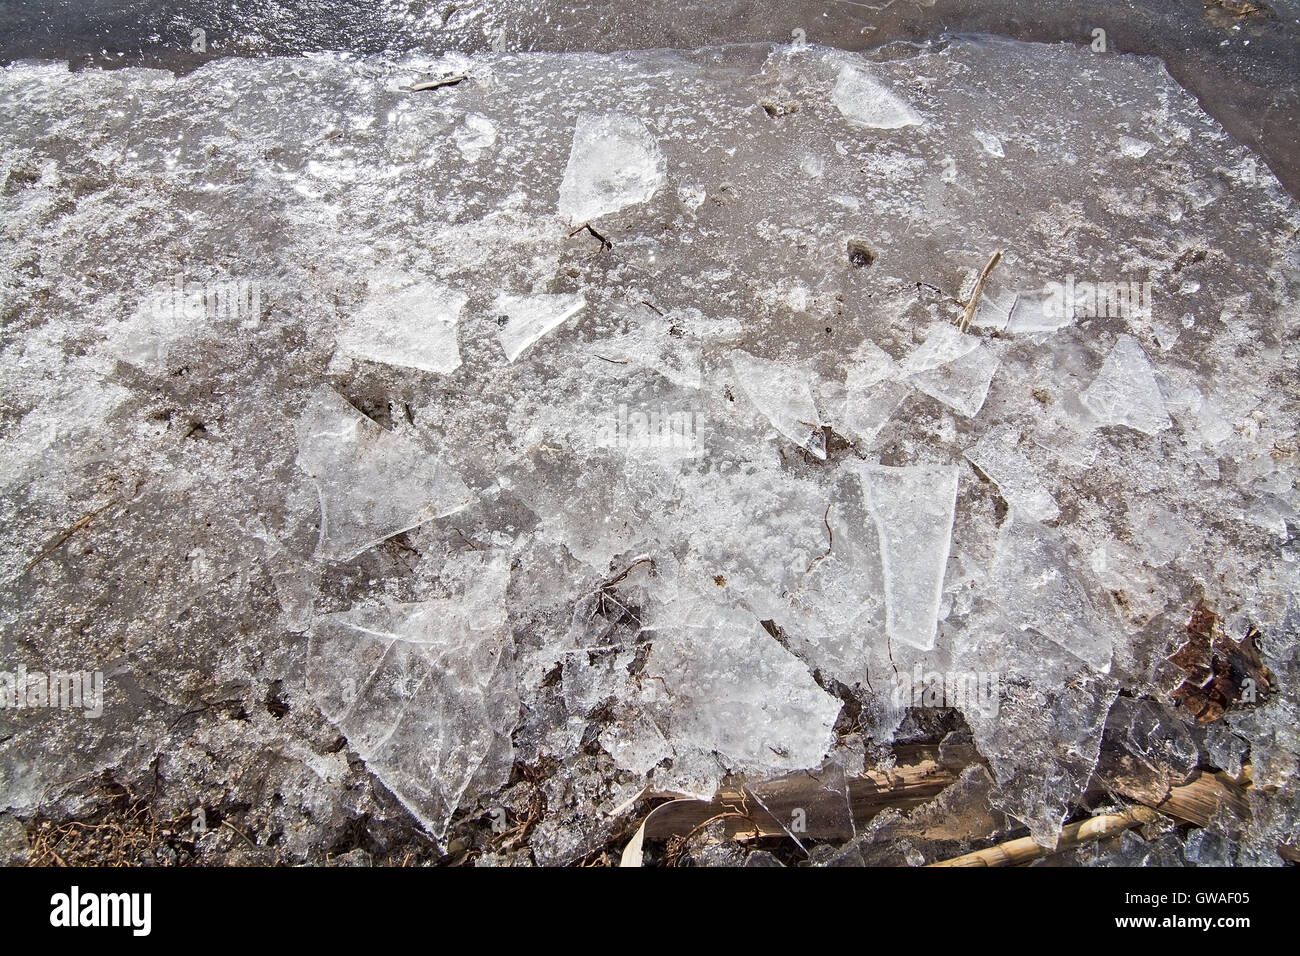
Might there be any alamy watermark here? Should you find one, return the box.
[1041,274,1153,324]
[890,665,1001,719]
[0,665,104,718]
[143,273,262,329]
[594,403,705,456]
[50,886,150,936]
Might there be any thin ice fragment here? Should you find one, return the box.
[901,324,999,418]
[832,65,922,129]
[307,552,515,838]
[453,113,497,162]
[294,387,472,560]
[857,464,959,651]
[1079,334,1171,435]
[599,714,670,776]
[495,292,586,362]
[897,322,978,377]
[989,515,1114,672]
[642,592,841,793]
[966,424,1060,521]
[558,113,666,223]
[334,282,466,374]
[972,291,1074,334]
[731,349,826,459]
[842,340,907,444]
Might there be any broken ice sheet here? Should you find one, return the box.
[857,464,959,652]
[900,323,1000,418]
[971,290,1074,334]
[730,349,826,459]
[831,65,922,129]
[638,590,841,794]
[333,282,467,374]
[306,551,515,838]
[495,291,586,362]
[557,112,666,224]
[1079,334,1171,435]
[294,386,472,560]
[841,339,908,445]
[988,515,1114,672]
[965,424,1060,521]
[974,675,1119,849]
[950,597,1122,848]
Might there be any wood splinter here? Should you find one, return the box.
[23,499,122,575]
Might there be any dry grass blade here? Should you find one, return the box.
[23,498,121,575]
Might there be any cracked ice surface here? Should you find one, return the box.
[306,551,515,836]
[295,387,473,560]
[1,32,1298,863]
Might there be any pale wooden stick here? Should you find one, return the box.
[929,805,1163,867]
[957,249,1003,332]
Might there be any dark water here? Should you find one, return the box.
[2,0,1298,198]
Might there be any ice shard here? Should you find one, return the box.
[832,65,922,129]
[306,551,515,838]
[900,323,1000,418]
[453,113,497,163]
[731,348,826,459]
[558,113,666,223]
[989,515,1114,672]
[294,387,473,560]
[965,424,1060,521]
[856,464,959,651]
[1080,334,1171,435]
[641,591,841,793]
[334,282,467,374]
[494,292,586,362]
[841,340,908,444]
